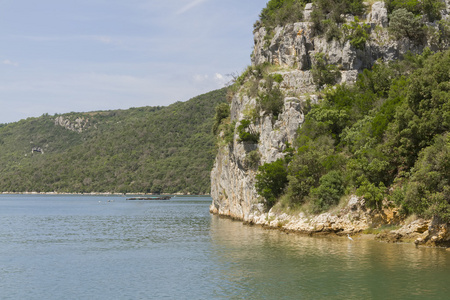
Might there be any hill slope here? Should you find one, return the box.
[0,88,227,194]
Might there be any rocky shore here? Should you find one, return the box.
[211,196,450,248]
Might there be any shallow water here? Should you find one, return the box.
[0,195,449,299]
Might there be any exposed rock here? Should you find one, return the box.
[247,196,400,235]
[304,3,313,21]
[55,116,90,133]
[375,217,450,247]
[368,1,388,28]
[210,87,305,221]
[251,5,436,75]
[31,147,44,154]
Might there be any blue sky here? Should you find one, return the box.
[0,0,268,123]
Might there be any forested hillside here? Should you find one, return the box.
[0,88,227,194]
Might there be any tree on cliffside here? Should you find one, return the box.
[255,159,289,208]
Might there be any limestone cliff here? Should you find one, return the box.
[210,2,450,245]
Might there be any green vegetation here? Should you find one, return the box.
[219,63,287,147]
[256,0,367,42]
[255,0,448,52]
[385,1,446,43]
[310,170,345,212]
[255,0,307,32]
[385,0,445,22]
[254,49,450,221]
[237,119,260,143]
[310,0,366,41]
[388,8,426,42]
[245,150,261,170]
[257,75,285,119]
[212,103,230,135]
[0,88,227,194]
[311,53,342,89]
[255,159,289,208]
[343,17,371,50]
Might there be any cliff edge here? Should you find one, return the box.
[211,1,450,247]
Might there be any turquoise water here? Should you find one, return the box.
[0,195,449,299]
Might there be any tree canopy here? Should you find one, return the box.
[0,88,227,194]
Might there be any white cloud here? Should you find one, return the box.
[2,60,19,67]
[214,73,229,86]
[176,0,209,15]
[91,36,113,44]
[191,72,229,91]
[193,74,209,83]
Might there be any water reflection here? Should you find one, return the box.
[209,215,450,300]
[1,196,449,300]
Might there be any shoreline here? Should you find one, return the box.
[210,196,450,249]
[213,211,450,249]
[1,191,211,196]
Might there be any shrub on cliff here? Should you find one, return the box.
[257,0,366,31]
[311,0,366,39]
[343,17,371,50]
[313,0,365,23]
[212,103,230,135]
[388,8,426,42]
[245,150,261,170]
[385,0,445,22]
[255,159,289,209]
[255,0,306,32]
[237,119,259,143]
[257,86,284,120]
[246,72,285,120]
[311,53,341,90]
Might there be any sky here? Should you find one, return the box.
[0,0,268,123]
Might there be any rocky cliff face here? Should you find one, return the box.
[251,1,447,79]
[210,96,306,220]
[210,2,450,243]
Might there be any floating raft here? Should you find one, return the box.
[126,196,171,201]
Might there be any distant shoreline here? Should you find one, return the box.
[1,192,211,196]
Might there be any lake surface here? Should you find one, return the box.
[0,195,449,299]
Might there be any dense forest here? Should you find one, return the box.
[215,0,450,222]
[0,88,227,194]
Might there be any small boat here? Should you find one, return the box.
[126,196,171,201]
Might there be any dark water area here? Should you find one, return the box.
[0,195,449,299]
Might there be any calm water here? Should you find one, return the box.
[1,195,449,299]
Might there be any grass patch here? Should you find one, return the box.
[362,224,401,234]
[404,214,418,225]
